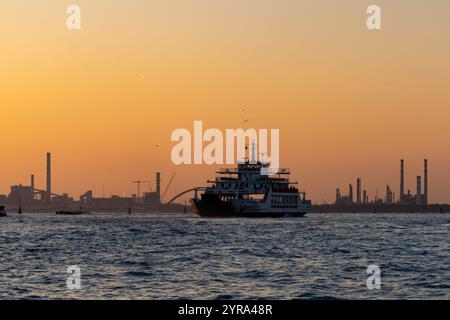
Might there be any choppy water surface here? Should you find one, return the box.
[0,213,448,299]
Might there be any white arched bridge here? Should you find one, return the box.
[166,187,207,205]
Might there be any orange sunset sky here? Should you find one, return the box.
[1,0,450,204]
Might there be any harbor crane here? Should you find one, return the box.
[161,173,176,202]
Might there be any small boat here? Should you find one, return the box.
[56,208,89,215]
[0,205,7,217]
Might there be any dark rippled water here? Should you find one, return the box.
[0,213,448,299]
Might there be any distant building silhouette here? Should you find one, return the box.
[334,158,430,206]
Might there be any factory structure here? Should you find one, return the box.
[334,159,429,206]
[0,153,184,213]
[0,153,74,208]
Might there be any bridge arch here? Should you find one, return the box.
[166,187,207,205]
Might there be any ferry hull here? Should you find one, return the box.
[191,195,309,218]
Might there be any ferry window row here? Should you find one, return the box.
[271,195,298,208]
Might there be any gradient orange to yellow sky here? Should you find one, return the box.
[1,0,450,203]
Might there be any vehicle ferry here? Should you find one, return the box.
[191,149,311,218]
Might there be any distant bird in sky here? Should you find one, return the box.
[242,107,249,124]
[154,145,159,148]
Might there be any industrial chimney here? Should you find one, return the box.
[46,152,51,204]
[400,159,405,200]
[424,159,428,205]
[31,174,35,190]
[156,172,161,202]
[349,184,353,204]
[336,188,341,203]
[356,178,361,205]
[416,176,422,205]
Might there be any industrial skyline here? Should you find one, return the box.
[2,152,448,212]
[0,152,183,213]
[335,159,429,206]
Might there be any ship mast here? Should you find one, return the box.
[250,140,256,164]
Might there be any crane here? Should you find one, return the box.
[132,180,152,202]
[161,173,176,202]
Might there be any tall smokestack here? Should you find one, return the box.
[156,172,161,202]
[46,152,51,204]
[424,159,428,205]
[349,184,353,204]
[356,178,361,205]
[363,190,367,205]
[400,159,405,199]
[416,176,422,205]
[31,174,35,190]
